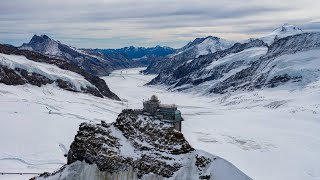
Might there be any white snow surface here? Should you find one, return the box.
[265,49,320,86]
[172,47,268,94]
[0,53,94,91]
[195,37,234,57]
[0,68,320,180]
[261,24,304,45]
[172,37,234,58]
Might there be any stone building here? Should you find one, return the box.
[143,95,183,131]
[143,95,160,115]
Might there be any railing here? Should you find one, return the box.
[122,109,144,114]
[0,172,41,175]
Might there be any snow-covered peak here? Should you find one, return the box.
[196,36,235,57]
[20,34,61,56]
[271,23,303,35]
[173,36,234,58]
[261,24,304,45]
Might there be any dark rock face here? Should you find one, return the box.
[0,66,29,85]
[67,112,193,178]
[36,111,252,180]
[0,44,120,100]
[0,65,56,87]
[114,113,193,155]
[146,33,320,94]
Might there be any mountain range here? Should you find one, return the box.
[96,45,175,59]
[145,24,317,95]
[142,36,235,75]
[20,35,174,76]
[0,23,312,99]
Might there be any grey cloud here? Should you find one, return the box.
[0,0,319,48]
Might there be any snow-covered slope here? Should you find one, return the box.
[173,36,235,58]
[261,23,304,45]
[142,36,234,75]
[147,32,320,95]
[1,68,319,180]
[36,111,251,180]
[146,39,267,91]
[0,53,93,91]
[143,24,304,76]
[0,44,120,99]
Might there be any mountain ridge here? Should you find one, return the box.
[142,36,235,75]
[0,44,120,100]
[35,111,252,180]
[145,28,320,95]
[20,35,139,76]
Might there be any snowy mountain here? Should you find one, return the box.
[97,45,176,59]
[147,32,320,95]
[142,36,234,74]
[20,35,138,76]
[0,44,120,100]
[35,111,251,180]
[1,68,319,180]
[174,36,235,58]
[261,23,304,45]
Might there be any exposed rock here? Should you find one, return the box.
[0,44,120,100]
[35,111,252,180]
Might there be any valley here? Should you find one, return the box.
[1,67,319,180]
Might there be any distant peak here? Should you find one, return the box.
[32,34,51,39]
[272,24,304,34]
[205,36,220,40]
[40,34,50,39]
[283,23,292,27]
[29,34,54,44]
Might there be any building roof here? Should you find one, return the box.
[159,104,177,109]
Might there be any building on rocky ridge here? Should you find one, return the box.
[143,95,183,131]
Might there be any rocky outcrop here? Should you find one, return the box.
[0,44,120,100]
[35,111,252,180]
[0,65,53,86]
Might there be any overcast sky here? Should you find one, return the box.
[0,0,319,48]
